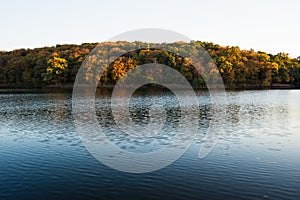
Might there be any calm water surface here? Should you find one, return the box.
[0,89,300,200]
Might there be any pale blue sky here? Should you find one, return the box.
[1,0,299,57]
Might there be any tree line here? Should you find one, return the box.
[0,41,299,89]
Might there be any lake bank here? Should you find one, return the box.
[1,83,300,91]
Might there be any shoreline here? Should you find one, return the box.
[1,83,300,91]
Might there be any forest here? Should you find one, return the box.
[0,41,300,89]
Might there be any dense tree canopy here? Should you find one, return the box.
[0,41,299,89]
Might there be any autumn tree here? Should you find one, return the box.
[1,41,300,89]
[43,53,68,86]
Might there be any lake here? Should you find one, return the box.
[0,89,300,200]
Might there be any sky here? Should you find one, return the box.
[0,0,299,57]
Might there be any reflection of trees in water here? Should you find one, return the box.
[226,104,241,124]
[96,89,181,128]
[95,89,184,152]
[0,93,71,124]
[49,93,72,124]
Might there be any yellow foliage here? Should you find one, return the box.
[111,58,137,81]
[46,56,68,73]
[45,55,69,84]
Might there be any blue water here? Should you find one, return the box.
[1,90,300,199]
